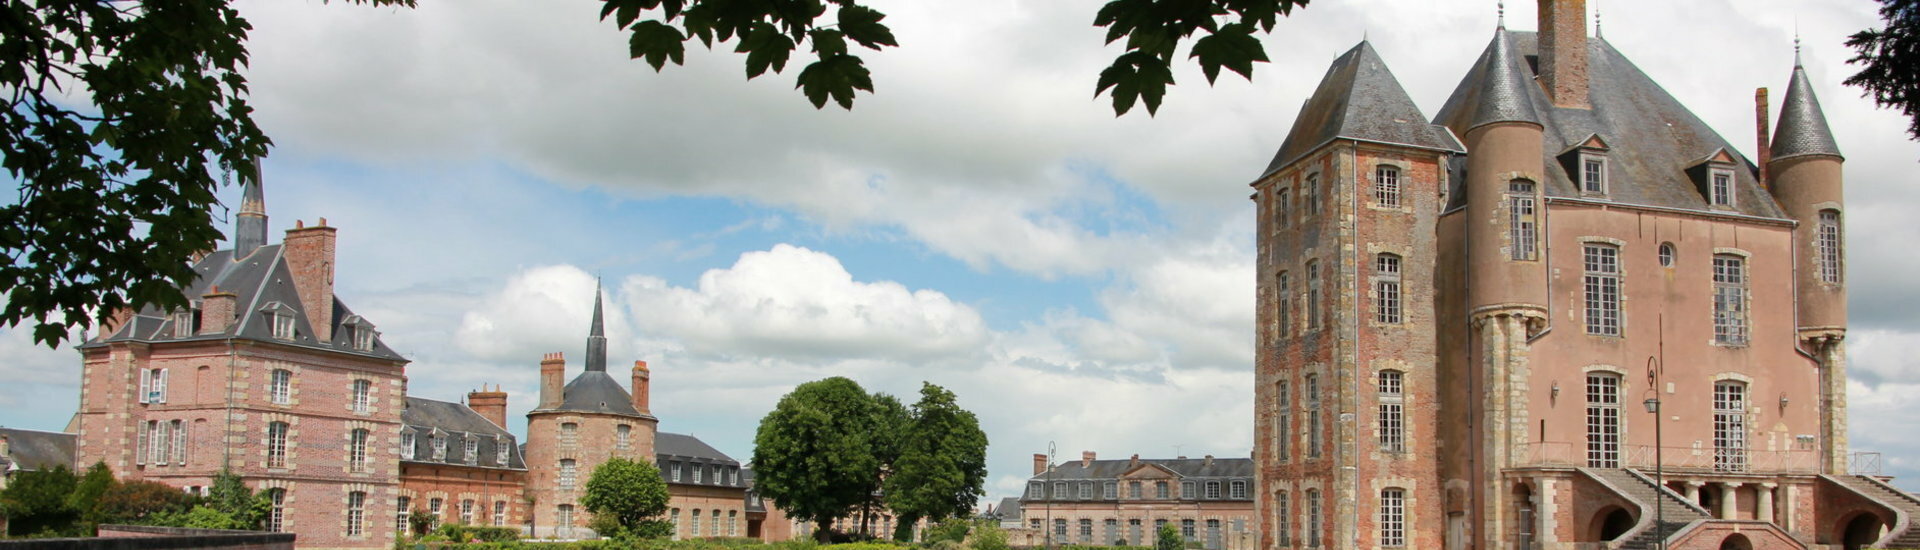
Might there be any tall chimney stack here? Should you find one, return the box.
[1081,451,1096,467]
[1756,87,1773,188]
[468,386,509,429]
[631,360,651,415]
[539,353,565,409]
[1537,0,1590,109]
[1033,453,1049,475]
[283,219,338,341]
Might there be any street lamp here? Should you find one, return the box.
[1644,357,1665,550]
[1045,441,1055,550]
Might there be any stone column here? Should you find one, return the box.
[1719,482,1743,520]
[1757,482,1777,524]
[1684,481,1703,504]
[1536,478,1557,546]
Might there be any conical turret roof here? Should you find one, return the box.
[1771,57,1843,161]
[1260,41,1463,178]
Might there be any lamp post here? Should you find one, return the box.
[1643,356,1665,550]
[1045,441,1055,550]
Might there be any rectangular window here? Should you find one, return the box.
[269,489,286,532]
[463,436,478,465]
[557,505,573,531]
[431,432,446,461]
[497,436,510,465]
[272,312,295,340]
[617,424,631,448]
[1374,166,1401,207]
[460,500,474,525]
[1129,481,1142,499]
[350,428,369,473]
[1054,482,1067,499]
[347,491,366,537]
[1276,381,1292,462]
[1583,244,1622,336]
[1103,482,1117,499]
[140,368,169,404]
[1509,181,1538,260]
[560,459,578,490]
[1080,519,1094,543]
[1306,174,1321,217]
[1027,481,1041,499]
[1713,255,1749,345]
[1230,480,1246,499]
[1380,488,1406,547]
[267,421,289,468]
[1710,170,1735,206]
[1378,371,1405,453]
[173,308,196,338]
[1156,481,1170,499]
[1182,481,1196,499]
[1306,489,1322,547]
[1079,483,1093,500]
[1714,382,1748,473]
[1581,156,1607,194]
[395,496,411,536]
[694,466,704,483]
[1586,374,1621,468]
[1054,519,1068,540]
[1818,210,1843,284]
[269,369,292,405]
[1275,491,1290,545]
[1307,374,1321,458]
[172,420,187,465]
[1276,271,1292,338]
[1181,519,1196,541]
[494,501,507,527]
[401,430,416,460]
[429,499,443,530]
[351,379,371,413]
[1205,481,1221,499]
[1307,260,1322,329]
[148,420,166,466]
[1277,188,1292,228]
[1104,518,1118,545]
[1375,254,1402,324]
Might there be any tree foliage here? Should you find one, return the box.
[1847,0,1920,142]
[579,457,672,540]
[750,376,884,537]
[883,383,988,541]
[1154,522,1182,550]
[0,465,79,536]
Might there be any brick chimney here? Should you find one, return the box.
[199,286,237,334]
[1537,0,1590,109]
[539,353,565,409]
[468,385,509,429]
[631,360,651,415]
[1033,453,1048,475]
[1203,455,1214,467]
[0,433,10,462]
[1081,451,1096,467]
[282,218,338,341]
[1130,454,1140,468]
[1755,87,1773,188]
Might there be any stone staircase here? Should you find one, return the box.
[1580,468,1713,550]
[1824,474,1920,548]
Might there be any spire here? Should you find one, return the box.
[584,279,607,372]
[1469,30,1542,129]
[1771,54,1843,161]
[233,157,267,258]
[1496,1,1505,28]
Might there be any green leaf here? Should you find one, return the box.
[741,22,796,78]
[1095,52,1173,116]
[796,54,873,110]
[809,29,847,57]
[837,5,897,49]
[1188,23,1267,84]
[626,20,687,70]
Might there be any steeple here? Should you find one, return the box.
[1771,53,1843,161]
[585,279,607,372]
[233,159,267,258]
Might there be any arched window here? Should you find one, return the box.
[1374,166,1402,207]
[1379,488,1406,547]
[1508,180,1538,260]
[1714,381,1748,472]
[1375,253,1403,324]
[1818,209,1843,284]
[460,499,475,525]
[1378,370,1405,452]
[1585,373,1622,467]
[1277,188,1293,227]
[493,501,507,526]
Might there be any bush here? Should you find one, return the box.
[923,519,969,544]
[439,523,522,542]
[965,524,1007,550]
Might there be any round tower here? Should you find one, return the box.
[1766,54,1846,332]
[1461,30,1549,315]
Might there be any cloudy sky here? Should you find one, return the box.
[5,0,1919,498]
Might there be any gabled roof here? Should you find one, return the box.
[1435,31,1789,219]
[1771,59,1843,161]
[1262,41,1464,178]
[79,244,404,360]
[0,427,75,473]
[399,397,525,470]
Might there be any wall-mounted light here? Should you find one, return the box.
[1551,382,1561,400]
[1780,393,1790,409]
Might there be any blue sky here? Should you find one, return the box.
[4,0,1920,499]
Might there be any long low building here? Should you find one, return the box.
[1015,451,1257,550]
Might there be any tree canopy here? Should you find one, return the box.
[579,457,673,540]
[882,383,989,541]
[1846,0,1920,142]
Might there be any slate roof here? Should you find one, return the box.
[1028,457,1255,481]
[399,397,525,470]
[1434,31,1792,219]
[79,243,404,360]
[1262,41,1464,178]
[657,432,736,464]
[994,497,1022,521]
[0,427,75,473]
[1772,58,1843,161]
[656,432,746,489]
[555,371,646,417]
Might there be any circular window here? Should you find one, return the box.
[1659,243,1676,267]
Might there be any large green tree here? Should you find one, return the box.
[1847,0,1920,142]
[883,383,988,542]
[750,376,884,539]
[0,465,79,536]
[578,457,672,540]
[4,0,1310,346]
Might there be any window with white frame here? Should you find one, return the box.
[1306,488,1322,547]
[1709,169,1735,207]
[495,436,509,465]
[346,491,366,537]
[269,369,292,405]
[1230,480,1246,499]
[267,421,289,468]
[1509,180,1538,261]
[148,420,167,466]
[428,498,443,530]
[1714,381,1748,472]
[351,323,377,352]
[1276,380,1292,462]
[1205,481,1221,499]
[1103,482,1117,499]
[1580,154,1608,195]
[400,430,416,460]
[1081,519,1096,543]
[1181,519,1195,541]
[268,489,287,532]
[350,428,369,472]
[1586,373,1621,468]
[351,379,371,413]
[431,430,446,461]
[1375,254,1402,324]
[617,424,631,448]
[691,508,704,536]
[460,499,474,525]
[1054,482,1067,499]
[675,463,685,483]
[1156,481,1169,499]
[694,464,705,483]
[560,459,578,489]
[1583,244,1622,336]
[1713,254,1749,345]
[1307,374,1321,458]
[171,420,186,464]
[140,368,168,404]
[1659,242,1676,267]
[1378,370,1405,453]
[561,422,578,441]
[1375,166,1401,207]
[1818,209,1843,284]
[557,504,573,531]
[1307,260,1322,329]
[1079,482,1094,500]
[1379,488,1406,546]
[173,307,197,338]
[1129,481,1142,499]
[463,435,478,465]
[493,501,507,527]
[271,311,295,340]
[395,496,411,536]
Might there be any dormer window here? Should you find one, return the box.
[401,429,416,460]
[1709,168,1735,207]
[172,306,198,338]
[495,435,510,465]
[430,430,447,461]
[1580,153,1608,195]
[343,315,378,352]
[463,435,478,465]
[260,302,297,340]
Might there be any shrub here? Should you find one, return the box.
[965,524,1007,550]
[439,523,522,542]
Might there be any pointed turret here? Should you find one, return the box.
[1771,56,1843,161]
[1467,30,1541,130]
[585,280,608,372]
[233,160,267,258]
[1261,41,1461,176]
